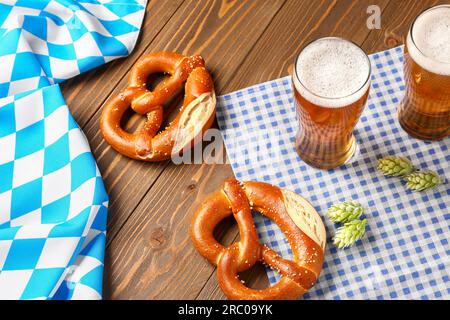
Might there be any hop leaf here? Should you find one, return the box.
[333,219,367,249]
[377,156,414,177]
[404,170,443,191]
[327,201,363,223]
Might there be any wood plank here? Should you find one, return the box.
[104,146,235,299]
[103,0,388,301]
[99,0,287,299]
[104,0,446,300]
[196,0,393,300]
[61,0,185,128]
[361,0,446,52]
[227,0,388,92]
[82,0,286,246]
[199,0,445,300]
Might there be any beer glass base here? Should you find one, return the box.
[398,106,449,141]
[296,135,357,170]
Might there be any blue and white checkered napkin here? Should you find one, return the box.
[217,46,450,300]
[0,0,146,299]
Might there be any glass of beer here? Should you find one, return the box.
[292,37,371,170]
[399,4,450,140]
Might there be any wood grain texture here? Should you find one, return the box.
[65,0,440,299]
[361,0,447,52]
[104,148,234,299]
[82,0,286,246]
[193,0,447,300]
[228,0,390,91]
[61,0,185,128]
[98,0,287,299]
[103,0,388,300]
[197,0,394,300]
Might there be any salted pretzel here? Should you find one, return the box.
[100,52,216,161]
[190,179,326,300]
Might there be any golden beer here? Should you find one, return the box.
[399,5,450,140]
[293,37,371,169]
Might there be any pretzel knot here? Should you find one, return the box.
[190,179,326,300]
[100,52,216,161]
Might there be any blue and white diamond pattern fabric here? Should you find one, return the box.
[0,0,146,97]
[0,85,109,299]
[216,46,450,300]
[0,0,146,299]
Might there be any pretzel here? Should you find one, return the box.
[190,179,326,300]
[100,52,216,161]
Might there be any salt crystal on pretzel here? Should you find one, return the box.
[190,179,326,300]
[100,52,216,161]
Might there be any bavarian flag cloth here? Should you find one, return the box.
[0,0,146,299]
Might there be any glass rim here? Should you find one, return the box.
[409,4,450,65]
[293,36,372,102]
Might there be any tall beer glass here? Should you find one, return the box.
[293,37,371,170]
[399,5,450,140]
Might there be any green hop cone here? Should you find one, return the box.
[377,156,414,177]
[327,201,363,223]
[403,170,443,191]
[333,219,367,249]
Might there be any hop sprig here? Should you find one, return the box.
[327,201,363,223]
[333,219,367,249]
[404,170,442,191]
[377,156,414,177]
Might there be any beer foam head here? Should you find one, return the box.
[407,5,450,75]
[293,37,371,108]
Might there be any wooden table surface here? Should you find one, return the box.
[60,0,447,299]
